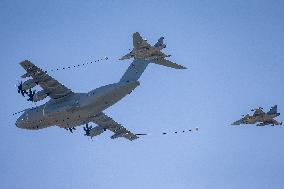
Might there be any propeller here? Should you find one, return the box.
[83,123,93,136]
[27,89,36,101]
[17,81,27,96]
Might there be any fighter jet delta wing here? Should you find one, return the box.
[151,58,187,69]
[20,60,74,100]
[133,32,151,49]
[90,112,139,141]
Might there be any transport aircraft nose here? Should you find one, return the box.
[15,119,21,128]
[16,115,26,129]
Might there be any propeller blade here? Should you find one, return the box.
[69,128,73,133]
[16,81,26,96]
[27,89,36,101]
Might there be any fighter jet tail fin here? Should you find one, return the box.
[267,105,278,115]
[151,58,187,69]
[154,37,166,49]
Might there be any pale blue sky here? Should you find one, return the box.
[1,0,284,189]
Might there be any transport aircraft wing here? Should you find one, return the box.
[20,60,73,100]
[91,112,139,141]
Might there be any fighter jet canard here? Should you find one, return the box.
[15,58,186,141]
[232,105,282,127]
[120,32,187,69]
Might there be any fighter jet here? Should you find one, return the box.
[120,32,186,69]
[15,58,186,141]
[232,105,282,126]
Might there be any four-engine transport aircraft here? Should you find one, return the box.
[119,32,186,69]
[15,57,186,140]
[232,105,282,126]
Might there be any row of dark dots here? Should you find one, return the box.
[47,57,109,73]
[161,128,199,135]
[13,106,38,115]
[13,111,24,116]
[136,128,199,136]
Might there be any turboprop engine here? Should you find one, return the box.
[22,79,37,91]
[88,126,106,138]
[31,90,48,102]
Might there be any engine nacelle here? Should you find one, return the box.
[21,73,31,78]
[32,90,48,102]
[110,129,128,139]
[89,126,106,137]
[22,79,37,91]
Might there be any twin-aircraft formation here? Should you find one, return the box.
[15,32,186,141]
